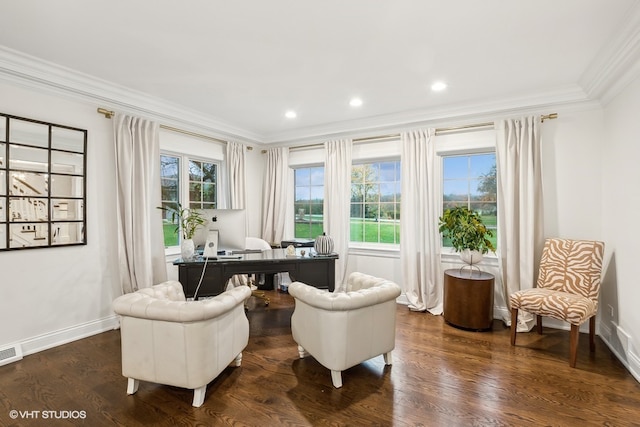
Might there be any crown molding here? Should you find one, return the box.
[580,2,640,106]
[0,46,263,144]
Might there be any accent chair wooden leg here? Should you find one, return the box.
[331,370,343,388]
[127,378,139,395]
[569,324,580,368]
[537,315,543,334]
[510,308,518,346]
[589,316,596,352]
[192,385,207,407]
[383,351,393,365]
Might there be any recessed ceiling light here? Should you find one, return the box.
[285,111,297,119]
[349,98,363,107]
[431,81,447,92]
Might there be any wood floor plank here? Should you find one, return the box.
[1,290,639,426]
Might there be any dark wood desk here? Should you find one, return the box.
[174,248,337,299]
[443,268,495,331]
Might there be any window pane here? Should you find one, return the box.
[350,160,401,245]
[161,155,179,179]
[442,152,497,250]
[160,154,180,247]
[310,186,323,201]
[295,186,310,203]
[310,167,324,185]
[294,166,324,239]
[189,160,203,181]
[202,163,216,182]
[188,160,217,210]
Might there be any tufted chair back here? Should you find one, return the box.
[289,272,401,388]
[112,281,251,407]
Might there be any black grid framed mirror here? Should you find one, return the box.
[0,113,87,250]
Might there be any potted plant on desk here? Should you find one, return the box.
[438,206,495,269]
[158,204,205,261]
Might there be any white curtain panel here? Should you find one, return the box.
[261,147,289,245]
[324,139,352,291]
[113,113,167,294]
[226,141,247,210]
[495,116,544,331]
[400,129,442,313]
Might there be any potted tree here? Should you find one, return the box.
[158,204,205,260]
[438,206,496,268]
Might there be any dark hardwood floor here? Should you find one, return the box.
[1,290,639,426]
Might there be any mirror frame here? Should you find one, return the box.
[0,112,87,250]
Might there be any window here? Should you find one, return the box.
[442,152,497,248]
[160,153,218,247]
[350,160,401,244]
[294,166,324,239]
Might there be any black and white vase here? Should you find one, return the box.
[314,232,334,255]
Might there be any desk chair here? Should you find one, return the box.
[234,237,272,306]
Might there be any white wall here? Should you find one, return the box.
[0,81,121,354]
[600,73,640,379]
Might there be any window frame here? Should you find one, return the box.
[436,129,498,261]
[293,164,325,240]
[160,149,221,253]
[350,158,401,247]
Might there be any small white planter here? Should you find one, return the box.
[459,249,484,265]
[181,238,196,261]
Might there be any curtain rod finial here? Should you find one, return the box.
[97,107,114,119]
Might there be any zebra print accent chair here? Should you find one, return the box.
[510,238,605,367]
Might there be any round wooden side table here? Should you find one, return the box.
[443,268,495,331]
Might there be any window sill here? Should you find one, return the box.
[348,243,400,258]
[440,248,499,268]
[164,246,181,260]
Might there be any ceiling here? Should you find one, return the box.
[1,0,639,144]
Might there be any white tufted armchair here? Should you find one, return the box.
[112,281,251,407]
[289,272,402,388]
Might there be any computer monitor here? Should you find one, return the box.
[194,209,247,253]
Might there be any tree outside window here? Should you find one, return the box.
[350,160,401,244]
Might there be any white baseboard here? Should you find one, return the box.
[18,315,120,357]
[599,321,640,383]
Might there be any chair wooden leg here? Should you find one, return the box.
[569,324,580,368]
[510,308,518,346]
[589,316,596,352]
[537,315,543,334]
